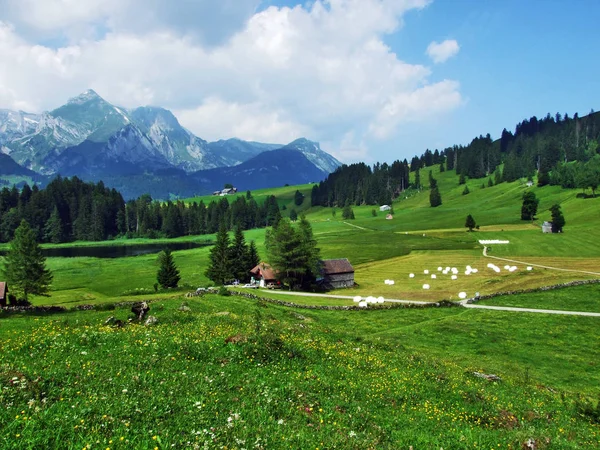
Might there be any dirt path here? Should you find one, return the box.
[343,221,370,231]
[482,246,600,276]
[258,290,600,317]
[461,301,600,317]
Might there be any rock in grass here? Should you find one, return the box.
[104,316,116,325]
[132,301,150,321]
[144,315,158,327]
[473,371,501,382]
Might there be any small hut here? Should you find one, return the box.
[379,205,391,212]
[0,282,7,307]
[542,221,553,233]
[249,262,278,288]
[321,259,355,289]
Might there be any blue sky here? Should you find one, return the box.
[0,0,598,164]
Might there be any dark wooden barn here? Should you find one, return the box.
[321,259,355,289]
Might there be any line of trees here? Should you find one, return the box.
[205,226,260,285]
[0,176,282,243]
[265,216,320,289]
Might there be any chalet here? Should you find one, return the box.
[0,282,7,307]
[379,205,391,212]
[249,262,279,288]
[320,258,355,289]
[213,187,238,196]
[542,221,553,233]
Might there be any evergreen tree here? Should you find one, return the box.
[44,206,64,243]
[294,190,305,206]
[550,204,565,233]
[205,225,232,285]
[156,248,181,289]
[521,191,539,221]
[439,161,445,172]
[429,187,442,207]
[247,240,260,270]
[414,169,421,189]
[494,167,503,185]
[265,219,304,288]
[462,185,470,195]
[289,209,298,221]
[458,173,466,185]
[229,226,250,283]
[265,217,320,289]
[1,219,53,302]
[297,215,321,286]
[465,214,477,232]
[488,177,494,187]
[342,204,355,220]
[429,172,442,207]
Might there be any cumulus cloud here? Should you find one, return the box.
[426,39,460,64]
[0,0,463,162]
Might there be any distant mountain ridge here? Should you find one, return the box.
[0,90,341,198]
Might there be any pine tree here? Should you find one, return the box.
[294,190,305,206]
[156,248,181,289]
[247,240,260,269]
[462,185,470,195]
[1,219,53,302]
[429,187,442,207]
[465,214,476,232]
[459,173,466,185]
[521,192,539,221]
[289,209,298,221]
[265,219,304,288]
[550,204,565,233]
[342,205,355,219]
[44,206,64,243]
[414,169,421,189]
[229,226,250,283]
[205,224,232,285]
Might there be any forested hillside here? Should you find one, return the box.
[0,178,282,243]
[313,110,600,206]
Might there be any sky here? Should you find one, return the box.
[0,0,599,164]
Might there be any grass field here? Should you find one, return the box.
[1,294,599,448]
[2,172,600,448]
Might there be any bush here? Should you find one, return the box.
[218,286,231,296]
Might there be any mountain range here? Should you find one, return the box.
[0,90,340,198]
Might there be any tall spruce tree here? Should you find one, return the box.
[157,248,181,289]
[229,226,250,283]
[247,241,260,270]
[44,206,64,244]
[550,204,565,233]
[266,217,320,289]
[205,224,232,285]
[429,172,442,207]
[521,191,539,221]
[465,214,477,232]
[1,219,53,302]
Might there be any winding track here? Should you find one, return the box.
[259,290,600,317]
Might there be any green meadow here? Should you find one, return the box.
[1,295,599,449]
[2,171,600,447]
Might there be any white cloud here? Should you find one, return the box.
[426,39,460,64]
[0,0,463,162]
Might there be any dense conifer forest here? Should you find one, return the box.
[0,177,282,243]
[312,110,600,206]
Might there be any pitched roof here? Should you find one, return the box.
[249,262,277,280]
[0,282,6,299]
[321,258,354,275]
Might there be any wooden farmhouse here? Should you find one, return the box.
[320,259,355,289]
[249,262,279,288]
[0,282,7,307]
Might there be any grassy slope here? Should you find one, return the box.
[18,167,599,306]
[1,296,599,449]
